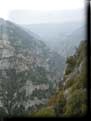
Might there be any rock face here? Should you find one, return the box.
[0,18,65,114]
[63,40,87,111]
[32,41,87,117]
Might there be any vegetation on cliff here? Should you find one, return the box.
[31,40,87,117]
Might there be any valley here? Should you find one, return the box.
[0,15,87,117]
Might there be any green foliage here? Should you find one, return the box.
[65,65,73,75]
[64,89,87,117]
[48,90,63,106]
[46,41,87,117]
[65,55,76,74]
[63,41,87,117]
[31,107,55,117]
[76,41,86,65]
[65,56,76,75]
[65,79,74,89]
[54,91,66,117]
[70,75,86,93]
[65,62,86,90]
[66,56,76,66]
[65,40,86,76]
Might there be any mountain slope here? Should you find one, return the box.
[31,40,87,117]
[0,18,65,116]
[23,22,85,57]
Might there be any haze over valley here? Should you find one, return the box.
[9,9,85,57]
[0,0,87,117]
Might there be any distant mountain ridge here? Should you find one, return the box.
[23,22,85,57]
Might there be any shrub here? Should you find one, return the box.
[64,89,87,117]
[66,56,76,67]
[31,107,55,117]
[54,93,66,117]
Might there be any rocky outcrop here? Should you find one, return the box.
[34,40,87,117]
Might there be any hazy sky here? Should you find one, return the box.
[0,0,85,20]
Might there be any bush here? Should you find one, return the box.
[65,65,73,75]
[48,90,64,107]
[30,107,55,117]
[54,92,66,117]
[65,78,74,89]
[64,89,87,117]
[66,56,76,67]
